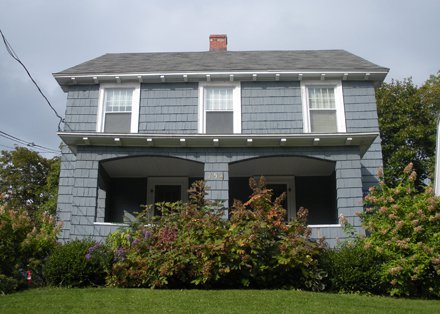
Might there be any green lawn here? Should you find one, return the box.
[1,288,439,313]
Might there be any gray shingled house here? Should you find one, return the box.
[54,35,388,246]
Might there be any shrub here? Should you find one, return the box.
[319,239,385,294]
[0,274,18,295]
[227,177,325,289]
[44,239,111,287]
[104,179,325,290]
[106,181,229,288]
[360,164,440,297]
[0,202,60,292]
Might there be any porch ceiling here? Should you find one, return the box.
[229,156,335,177]
[101,156,204,178]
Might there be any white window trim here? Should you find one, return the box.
[198,82,241,134]
[264,176,296,221]
[146,177,188,205]
[96,83,140,133]
[301,80,346,133]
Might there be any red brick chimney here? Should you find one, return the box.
[209,34,227,51]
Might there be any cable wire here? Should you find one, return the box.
[0,28,66,131]
[0,130,59,154]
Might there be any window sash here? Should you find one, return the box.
[205,87,233,111]
[105,89,133,113]
[308,87,336,109]
[309,109,337,133]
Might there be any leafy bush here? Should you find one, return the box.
[44,239,111,287]
[0,202,60,292]
[104,179,325,290]
[319,239,385,294]
[0,274,18,295]
[360,164,440,297]
[226,178,325,289]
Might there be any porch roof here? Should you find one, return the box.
[59,132,378,156]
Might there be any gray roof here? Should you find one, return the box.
[54,50,388,76]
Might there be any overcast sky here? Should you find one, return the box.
[0,0,439,157]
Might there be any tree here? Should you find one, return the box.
[376,73,440,188]
[0,147,60,216]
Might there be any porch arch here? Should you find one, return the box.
[97,155,204,223]
[229,155,337,224]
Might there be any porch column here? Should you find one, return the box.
[203,156,229,218]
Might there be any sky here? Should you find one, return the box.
[0,0,439,157]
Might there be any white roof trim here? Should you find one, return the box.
[54,70,388,79]
[54,70,388,91]
[59,131,378,157]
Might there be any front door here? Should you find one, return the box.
[267,183,288,211]
[265,177,296,221]
[154,185,182,203]
[147,177,188,215]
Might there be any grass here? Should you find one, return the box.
[1,288,439,313]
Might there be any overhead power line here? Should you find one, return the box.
[0,130,59,154]
[0,28,66,131]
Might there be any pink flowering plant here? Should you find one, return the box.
[361,163,440,297]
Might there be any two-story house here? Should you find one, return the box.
[54,35,388,246]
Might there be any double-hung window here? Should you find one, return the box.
[199,82,241,134]
[97,83,140,133]
[301,81,346,133]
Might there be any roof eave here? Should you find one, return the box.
[53,70,388,91]
[58,132,378,157]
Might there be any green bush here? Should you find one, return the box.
[361,163,440,297]
[44,239,111,287]
[105,179,325,289]
[0,274,18,295]
[319,239,385,294]
[0,203,60,292]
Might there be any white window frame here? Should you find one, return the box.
[198,82,241,134]
[301,80,346,133]
[146,177,188,205]
[265,176,296,221]
[96,83,140,133]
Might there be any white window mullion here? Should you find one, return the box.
[130,86,140,133]
[334,82,346,132]
[233,84,241,134]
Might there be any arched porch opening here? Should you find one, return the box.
[97,156,204,223]
[229,156,337,224]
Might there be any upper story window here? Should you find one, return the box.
[198,82,241,134]
[97,83,140,133]
[301,81,346,133]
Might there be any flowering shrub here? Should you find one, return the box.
[44,239,111,287]
[0,202,60,293]
[361,164,440,297]
[103,179,325,289]
[227,178,325,289]
[105,181,229,288]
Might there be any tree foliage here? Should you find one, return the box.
[0,147,60,216]
[376,73,440,188]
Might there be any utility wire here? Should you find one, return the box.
[0,130,59,154]
[0,28,66,131]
